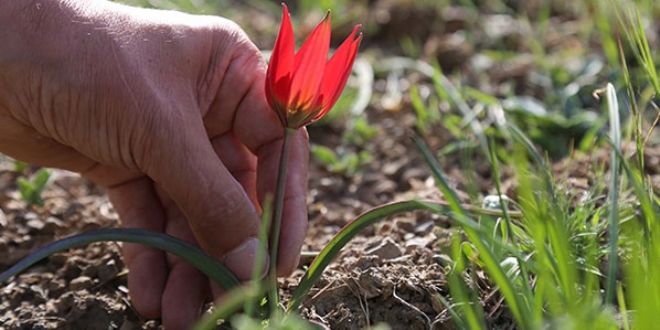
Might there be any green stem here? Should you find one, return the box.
[268,127,295,309]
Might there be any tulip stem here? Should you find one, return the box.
[268,126,295,309]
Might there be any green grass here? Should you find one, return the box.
[393,2,659,329]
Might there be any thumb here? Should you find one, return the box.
[143,115,266,280]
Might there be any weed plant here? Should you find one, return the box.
[17,168,51,207]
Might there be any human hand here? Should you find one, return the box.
[0,1,308,328]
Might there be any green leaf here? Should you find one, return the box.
[17,177,39,206]
[32,169,51,192]
[353,117,378,141]
[287,197,529,313]
[288,200,432,312]
[13,160,28,173]
[460,242,480,266]
[604,82,621,304]
[16,169,51,207]
[311,145,339,166]
[17,177,34,198]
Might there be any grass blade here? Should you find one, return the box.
[436,293,470,330]
[447,234,486,329]
[412,134,535,328]
[603,82,621,304]
[194,283,265,330]
[245,194,273,318]
[613,145,659,330]
[507,123,549,176]
[487,136,539,324]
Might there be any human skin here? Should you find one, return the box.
[0,0,309,328]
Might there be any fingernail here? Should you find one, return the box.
[224,237,269,280]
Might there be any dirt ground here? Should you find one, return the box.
[0,106,460,330]
[5,106,657,330]
[3,1,660,330]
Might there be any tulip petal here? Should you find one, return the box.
[266,3,295,120]
[315,25,362,116]
[265,5,362,128]
[287,11,332,112]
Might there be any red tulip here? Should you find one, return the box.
[266,4,362,129]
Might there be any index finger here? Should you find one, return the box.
[202,35,310,275]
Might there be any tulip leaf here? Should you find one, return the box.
[287,200,432,312]
[287,199,503,312]
[0,228,241,290]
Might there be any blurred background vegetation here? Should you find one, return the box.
[118,0,660,160]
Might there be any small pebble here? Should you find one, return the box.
[0,208,7,227]
[48,279,67,298]
[97,259,119,283]
[414,221,434,235]
[365,237,402,260]
[43,217,64,234]
[26,219,45,232]
[69,276,94,291]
